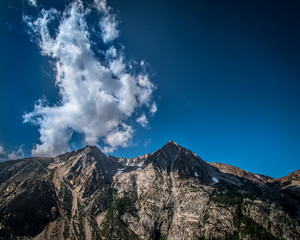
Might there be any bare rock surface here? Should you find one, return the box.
[0,141,299,239]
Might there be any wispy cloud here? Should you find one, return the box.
[23,0,156,156]
[137,113,149,127]
[0,144,5,155]
[0,144,24,160]
[150,102,157,115]
[94,0,119,43]
[27,0,37,7]
[144,138,152,147]
[8,145,25,160]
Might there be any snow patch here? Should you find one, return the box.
[137,161,144,167]
[117,168,126,174]
[212,177,219,183]
[194,172,199,177]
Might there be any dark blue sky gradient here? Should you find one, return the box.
[0,0,299,177]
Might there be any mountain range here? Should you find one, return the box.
[0,141,299,239]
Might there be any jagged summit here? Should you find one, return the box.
[73,144,105,156]
[57,141,181,161]
[54,144,106,162]
[82,144,100,151]
[166,140,181,147]
[82,144,108,160]
[145,141,211,178]
[0,142,300,240]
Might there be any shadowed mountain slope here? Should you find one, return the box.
[0,142,299,240]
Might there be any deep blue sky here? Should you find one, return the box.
[1,0,300,178]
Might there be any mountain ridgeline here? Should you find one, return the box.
[0,141,299,240]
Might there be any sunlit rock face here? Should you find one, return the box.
[0,142,299,240]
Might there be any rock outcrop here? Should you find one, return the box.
[0,141,299,240]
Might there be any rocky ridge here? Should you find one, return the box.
[0,141,299,240]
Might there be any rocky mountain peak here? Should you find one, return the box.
[164,140,182,151]
[144,141,183,171]
[144,141,214,181]
[155,140,183,157]
[49,145,121,199]
[0,142,300,240]
[54,145,106,163]
[82,145,105,156]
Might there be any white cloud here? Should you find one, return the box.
[103,124,133,153]
[100,15,119,43]
[0,144,26,161]
[94,0,119,43]
[144,138,152,147]
[28,0,37,7]
[8,145,25,160]
[0,144,5,155]
[94,0,107,12]
[23,0,156,156]
[150,102,157,115]
[137,113,149,127]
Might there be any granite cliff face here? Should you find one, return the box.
[0,142,299,240]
